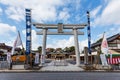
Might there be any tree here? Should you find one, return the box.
[63,47,70,52]
[37,46,42,54]
[69,46,75,52]
[56,48,62,51]
[49,48,55,52]
[46,48,55,52]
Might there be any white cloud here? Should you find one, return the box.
[0,23,16,36]
[91,5,102,18]
[107,26,120,36]
[22,29,41,50]
[47,36,74,49]
[0,0,65,22]
[46,36,89,52]
[0,0,83,23]
[32,6,57,22]
[58,8,70,22]
[95,26,120,43]
[79,39,88,50]
[93,0,120,27]
[0,23,17,47]
[31,30,42,50]
[5,7,24,22]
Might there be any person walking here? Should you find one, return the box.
[7,49,12,70]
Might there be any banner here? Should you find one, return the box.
[25,9,31,55]
[87,11,91,54]
[35,53,39,64]
[101,33,109,54]
[41,54,45,64]
[107,57,120,64]
[11,31,22,55]
[100,54,108,66]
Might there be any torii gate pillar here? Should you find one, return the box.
[73,28,80,66]
[41,29,47,65]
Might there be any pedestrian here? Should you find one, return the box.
[7,49,12,70]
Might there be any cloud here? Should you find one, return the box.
[79,39,88,50]
[5,7,24,22]
[95,26,120,43]
[91,5,102,18]
[22,29,42,50]
[0,23,16,36]
[107,26,120,36]
[92,0,120,27]
[47,36,74,49]
[0,8,2,15]
[0,23,17,46]
[32,6,57,22]
[0,0,65,22]
[31,30,42,50]
[0,0,83,23]
[46,36,89,52]
[58,8,70,22]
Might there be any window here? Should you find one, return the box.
[118,44,120,48]
[108,44,117,47]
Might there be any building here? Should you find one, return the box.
[91,33,120,64]
[0,43,21,55]
[91,33,120,52]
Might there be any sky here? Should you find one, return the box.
[0,0,120,50]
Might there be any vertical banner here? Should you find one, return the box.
[100,54,108,66]
[87,11,91,54]
[101,33,109,54]
[35,52,40,64]
[25,9,31,55]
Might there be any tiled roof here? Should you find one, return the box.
[91,33,120,48]
[0,43,5,46]
[0,43,21,51]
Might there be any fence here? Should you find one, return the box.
[0,61,10,69]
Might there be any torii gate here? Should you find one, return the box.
[33,23,87,66]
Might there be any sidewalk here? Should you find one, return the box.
[0,60,120,72]
[0,60,84,72]
[40,60,84,71]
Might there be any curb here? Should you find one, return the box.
[0,69,120,73]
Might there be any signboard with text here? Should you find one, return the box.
[25,9,31,55]
[107,57,120,64]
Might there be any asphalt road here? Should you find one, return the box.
[0,72,120,80]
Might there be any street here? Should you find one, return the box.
[0,72,120,80]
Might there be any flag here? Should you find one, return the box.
[101,33,109,54]
[109,50,112,64]
[11,31,22,55]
